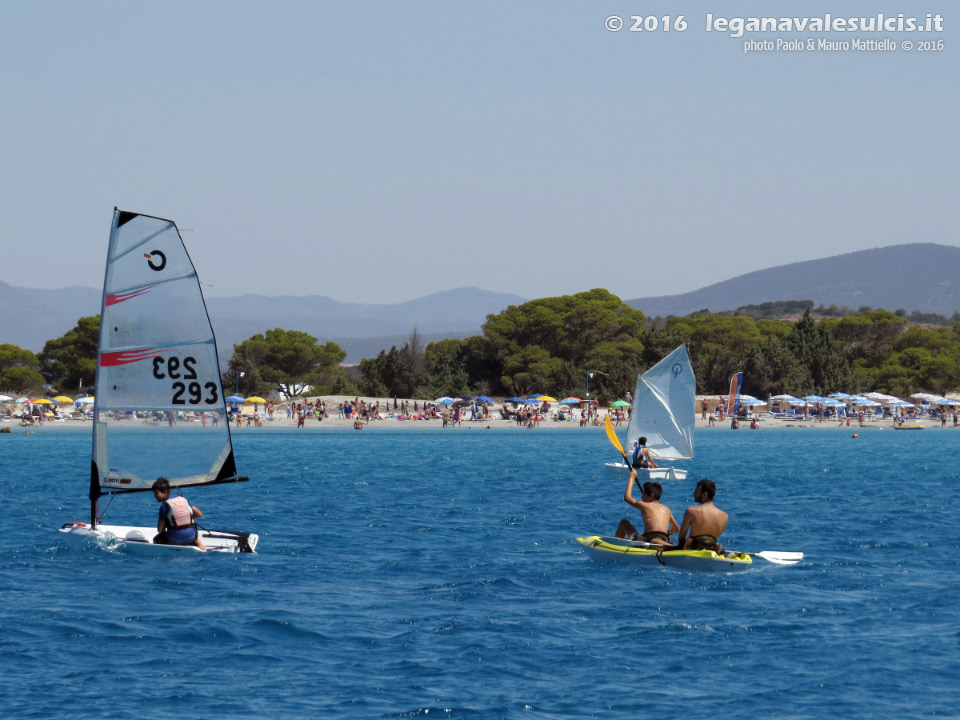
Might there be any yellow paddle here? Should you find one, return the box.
[604,413,627,460]
[604,414,641,490]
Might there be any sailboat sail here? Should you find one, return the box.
[726,372,743,416]
[91,209,238,503]
[624,345,696,461]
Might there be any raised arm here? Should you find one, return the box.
[624,468,643,510]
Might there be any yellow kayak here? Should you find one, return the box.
[577,535,753,571]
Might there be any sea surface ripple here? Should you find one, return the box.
[1,425,958,718]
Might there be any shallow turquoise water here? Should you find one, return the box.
[1,425,958,718]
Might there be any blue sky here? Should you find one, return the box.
[1,1,954,302]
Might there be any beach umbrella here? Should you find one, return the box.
[526,393,545,399]
[475,395,494,403]
[16,397,30,404]
[610,400,630,407]
[225,395,245,403]
[75,397,95,406]
[560,397,582,405]
[536,396,557,402]
[244,396,267,404]
[33,398,54,405]
[435,397,454,405]
[53,395,74,403]
[522,398,542,405]
[0,394,13,402]
[505,397,524,403]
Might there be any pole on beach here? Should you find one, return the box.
[587,370,606,417]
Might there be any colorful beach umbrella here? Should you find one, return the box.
[0,394,13,402]
[610,400,630,407]
[53,396,74,403]
[536,396,557,402]
[33,398,54,405]
[560,397,582,404]
[244,396,268,404]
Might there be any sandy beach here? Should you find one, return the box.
[5,394,954,432]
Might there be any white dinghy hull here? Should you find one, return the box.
[604,461,688,481]
[60,522,258,554]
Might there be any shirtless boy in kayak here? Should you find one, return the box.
[615,468,679,545]
[676,479,728,553]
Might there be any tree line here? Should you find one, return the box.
[3,289,959,401]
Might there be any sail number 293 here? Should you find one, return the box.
[152,356,219,405]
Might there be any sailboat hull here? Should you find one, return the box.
[604,462,688,481]
[59,522,258,554]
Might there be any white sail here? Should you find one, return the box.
[624,345,696,461]
[91,209,238,495]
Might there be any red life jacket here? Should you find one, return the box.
[164,496,194,529]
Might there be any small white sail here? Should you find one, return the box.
[92,209,238,495]
[624,345,696,461]
[61,209,256,553]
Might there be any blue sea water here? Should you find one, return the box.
[1,424,959,719]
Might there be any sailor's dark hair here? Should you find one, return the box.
[152,477,171,494]
[638,436,647,445]
[643,482,663,500]
[696,479,716,501]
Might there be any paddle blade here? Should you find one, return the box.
[756,551,804,565]
[604,414,625,457]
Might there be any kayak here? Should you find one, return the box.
[577,536,803,569]
[577,535,753,570]
[59,522,258,554]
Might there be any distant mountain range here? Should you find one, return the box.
[3,243,959,363]
[0,284,525,363]
[625,243,960,318]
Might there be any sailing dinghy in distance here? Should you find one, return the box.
[60,209,258,554]
[604,345,696,481]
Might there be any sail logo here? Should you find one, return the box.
[105,286,155,306]
[100,348,169,367]
[145,250,166,271]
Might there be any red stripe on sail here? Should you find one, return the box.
[105,287,154,306]
[100,349,167,367]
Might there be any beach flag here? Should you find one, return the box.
[727,372,743,416]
